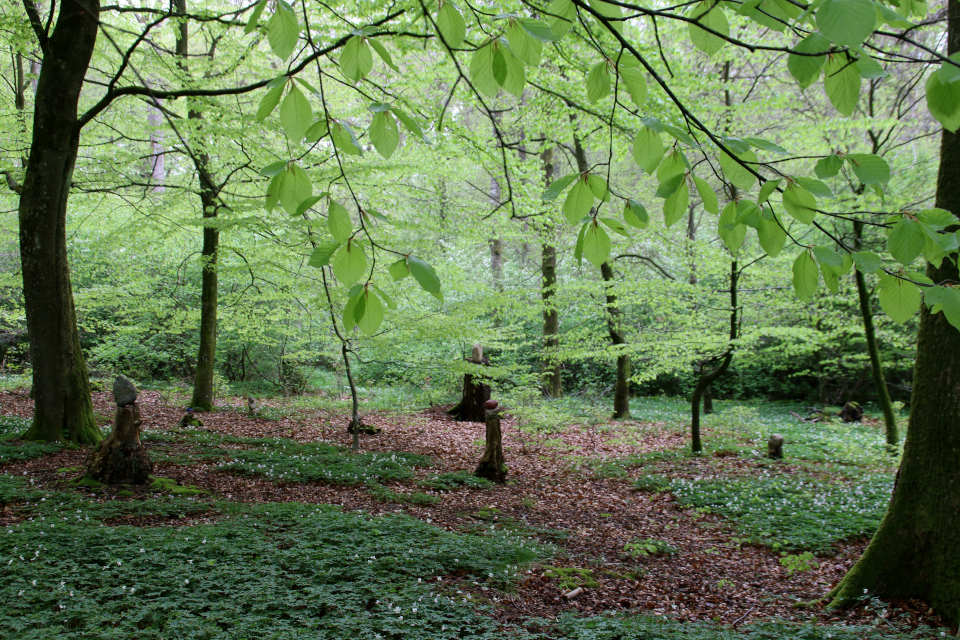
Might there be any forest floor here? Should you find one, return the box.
[0,387,952,639]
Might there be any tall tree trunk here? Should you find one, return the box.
[691,261,738,453]
[829,2,960,621]
[19,0,102,444]
[176,0,220,412]
[852,221,898,446]
[540,146,562,398]
[572,130,629,417]
[489,174,503,292]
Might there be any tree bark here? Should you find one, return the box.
[829,3,960,621]
[540,146,562,398]
[853,221,898,446]
[691,261,738,453]
[177,0,220,413]
[19,0,102,444]
[601,261,630,419]
[475,411,507,484]
[448,372,491,422]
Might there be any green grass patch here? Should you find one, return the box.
[0,416,62,462]
[0,491,548,639]
[667,473,893,552]
[218,439,432,485]
[367,483,441,505]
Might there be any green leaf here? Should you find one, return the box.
[469,40,499,97]
[656,173,685,199]
[917,208,959,230]
[618,66,647,108]
[586,61,611,103]
[586,174,610,201]
[783,182,817,224]
[879,277,921,323]
[280,164,311,214]
[824,54,861,116]
[389,258,410,281]
[507,20,542,66]
[279,85,313,143]
[854,49,887,78]
[330,121,363,156]
[256,83,285,121]
[940,287,960,330]
[332,241,368,285]
[328,201,352,242]
[941,53,960,84]
[792,251,819,302]
[367,38,399,72]
[600,217,631,237]
[657,149,688,183]
[758,178,781,204]
[663,180,689,227]
[632,127,663,175]
[391,108,427,142]
[794,177,834,198]
[719,149,757,191]
[245,0,269,34]
[736,200,761,228]
[757,210,786,257]
[852,251,882,273]
[924,230,946,268]
[265,172,283,212]
[845,153,890,185]
[563,178,595,223]
[267,1,300,60]
[259,160,288,177]
[688,1,729,56]
[744,137,789,155]
[437,1,467,48]
[542,173,578,200]
[373,284,397,310]
[295,194,325,216]
[813,245,844,266]
[546,0,576,38]
[409,256,443,301]
[816,0,876,47]
[369,111,400,159]
[574,222,587,266]
[815,153,844,179]
[821,261,841,293]
[308,241,340,268]
[926,70,960,132]
[589,0,624,33]
[305,118,328,143]
[693,176,718,214]
[582,221,612,268]
[623,199,649,229]
[718,201,746,253]
[520,18,556,42]
[888,217,924,265]
[341,36,374,83]
[492,45,508,86]
[788,31,829,89]
[498,44,526,97]
[357,290,385,336]
[662,124,697,146]
[343,295,359,331]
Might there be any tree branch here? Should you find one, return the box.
[22,0,49,53]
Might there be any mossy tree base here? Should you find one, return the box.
[84,403,153,485]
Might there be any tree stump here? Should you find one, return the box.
[475,410,507,484]
[767,433,784,459]
[448,343,490,422]
[84,376,153,485]
[840,402,864,423]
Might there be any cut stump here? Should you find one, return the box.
[84,403,153,485]
[475,411,507,484]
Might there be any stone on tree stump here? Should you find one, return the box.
[840,402,864,423]
[113,375,138,406]
[475,410,507,484]
[84,402,153,485]
[768,433,784,459]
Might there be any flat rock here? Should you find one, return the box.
[113,375,138,406]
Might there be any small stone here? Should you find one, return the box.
[112,376,138,406]
[768,433,784,459]
[485,399,499,410]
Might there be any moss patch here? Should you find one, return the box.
[148,476,206,496]
[543,566,600,590]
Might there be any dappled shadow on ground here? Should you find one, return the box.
[0,390,948,633]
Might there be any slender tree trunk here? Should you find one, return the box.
[691,261,738,453]
[176,0,220,412]
[540,147,562,398]
[342,342,361,451]
[19,0,102,444]
[829,3,960,621]
[852,221,898,445]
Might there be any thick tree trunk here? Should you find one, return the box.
[829,5,960,621]
[540,146,562,398]
[600,261,630,419]
[84,403,153,485]
[448,372,490,422]
[853,221,898,445]
[691,261,738,453]
[475,411,507,483]
[19,0,102,444]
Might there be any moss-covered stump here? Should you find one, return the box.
[84,403,153,485]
